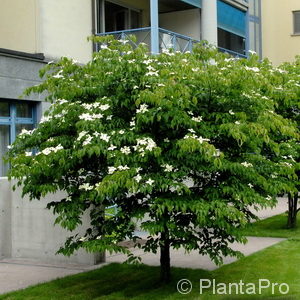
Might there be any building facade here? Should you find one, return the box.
[262,0,300,65]
[0,0,260,265]
[96,0,257,57]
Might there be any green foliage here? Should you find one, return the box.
[6,37,300,267]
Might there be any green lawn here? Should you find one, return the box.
[1,213,300,299]
[1,239,300,299]
[241,213,300,238]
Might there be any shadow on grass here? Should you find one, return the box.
[241,213,300,239]
[0,263,211,300]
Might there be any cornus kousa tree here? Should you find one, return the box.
[261,57,300,228]
[7,36,299,282]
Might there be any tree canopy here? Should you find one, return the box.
[7,37,300,281]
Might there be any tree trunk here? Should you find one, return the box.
[160,228,171,283]
[287,193,298,229]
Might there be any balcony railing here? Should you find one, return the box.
[159,28,199,52]
[96,27,199,53]
[218,46,247,59]
[96,27,247,58]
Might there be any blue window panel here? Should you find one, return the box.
[0,101,36,144]
[180,0,201,8]
[217,0,246,37]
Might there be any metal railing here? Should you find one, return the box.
[96,27,247,58]
[218,46,247,59]
[96,27,152,51]
[96,27,199,53]
[159,28,199,52]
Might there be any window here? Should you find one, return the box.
[217,0,246,55]
[0,101,36,176]
[218,28,245,55]
[97,0,141,33]
[293,11,300,34]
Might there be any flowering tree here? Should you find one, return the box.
[7,37,298,282]
[262,57,300,228]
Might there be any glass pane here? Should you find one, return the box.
[16,103,32,118]
[0,102,10,117]
[16,124,33,136]
[294,12,300,34]
[130,10,140,29]
[0,125,10,177]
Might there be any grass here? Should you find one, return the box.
[1,240,300,299]
[2,213,300,299]
[240,213,300,238]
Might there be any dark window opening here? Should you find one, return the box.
[218,28,245,55]
[294,11,300,34]
[104,1,141,32]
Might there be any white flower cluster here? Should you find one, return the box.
[77,131,110,146]
[82,135,93,146]
[57,99,68,104]
[134,174,142,183]
[146,178,154,186]
[19,128,34,136]
[81,103,110,111]
[38,144,63,156]
[79,113,103,121]
[282,155,295,162]
[162,164,173,172]
[120,146,131,155]
[241,161,253,167]
[108,144,117,151]
[245,66,260,73]
[133,137,157,157]
[161,48,175,56]
[183,131,210,144]
[53,70,63,78]
[281,162,293,168]
[191,116,202,123]
[100,133,110,142]
[136,104,149,114]
[79,183,94,191]
[108,165,130,174]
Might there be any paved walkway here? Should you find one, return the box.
[0,259,106,294]
[0,197,288,295]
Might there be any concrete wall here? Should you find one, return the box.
[0,179,101,265]
[0,0,38,54]
[159,9,201,40]
[262,0,300,65]
[0,53,100,265]
[0,179,12,259]
[0,55,46,101]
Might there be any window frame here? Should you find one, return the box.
[293,10,300,35]
[0,100,36,144]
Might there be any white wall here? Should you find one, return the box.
[159,9,201,41]
[0,0,38,53]
[38,0,93,63]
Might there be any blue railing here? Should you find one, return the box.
[96,27,247,58]
[218,47,247,58]
[96,27,199,53]
[159,28,199,52]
